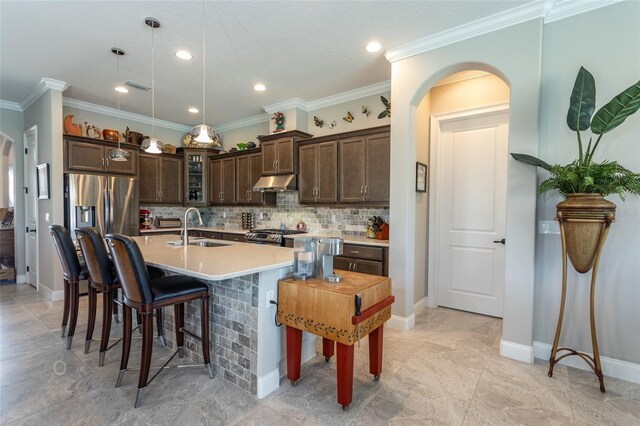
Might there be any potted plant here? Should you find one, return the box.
[512,66,640,272]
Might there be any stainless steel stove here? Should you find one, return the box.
[244,228,306,246]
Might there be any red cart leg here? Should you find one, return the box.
[336,342,354,410]
[286,326,302,385]
[369,325,384,380]
[322,338,335,362]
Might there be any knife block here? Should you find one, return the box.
[375,223,389,240]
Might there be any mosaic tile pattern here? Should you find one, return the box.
[143,192,389,236]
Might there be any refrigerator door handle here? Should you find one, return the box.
[103,188,111,234]
[108,188,114,234]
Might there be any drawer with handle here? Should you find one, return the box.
[341,244,384,261]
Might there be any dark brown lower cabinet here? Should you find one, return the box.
[334,243,387,276]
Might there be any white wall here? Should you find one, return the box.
[306,92,391,138]
[389,19,542,348]
[217,121,269,151]
[1,107,25,277]
[414,94,430,304]
[534,1,640,364]
[24,89,65,294]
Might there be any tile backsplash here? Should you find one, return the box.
[143,192,389,236]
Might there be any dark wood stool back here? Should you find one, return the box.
[105,233,213,408]
[49,224,88,349]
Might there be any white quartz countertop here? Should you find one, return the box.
[284,233,389,247]
[132,235,293,281]
[139,227,247,235]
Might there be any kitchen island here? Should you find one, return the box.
[131,234,316,398]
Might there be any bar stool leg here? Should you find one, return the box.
[61,279,70,337]
[136,311,143,334]
[200,296,214,378]
[286,326,302,385]
[322,338,335,362]
[116,306,133,388]
[368,325,384,380]
[336,342,354,410]
[112,290,121,323]
[155,308,166,347]
[85,283,97,354]
[175,303,185,357]
[67,281,80,350]
[99,288,114,367]
[135,312,154,408]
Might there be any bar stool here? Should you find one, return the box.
[105,233,214,408]
[49,225,89,349]
[75,227,167,366]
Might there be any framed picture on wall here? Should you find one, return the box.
[416,162,427,193]
[36,163,50,200]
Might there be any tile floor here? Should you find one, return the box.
[1,283,638,425]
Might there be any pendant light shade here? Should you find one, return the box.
[189,1,223,151]
[142,17,164,154]
[108,47,131,162]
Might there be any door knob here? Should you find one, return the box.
[493,238,506,245]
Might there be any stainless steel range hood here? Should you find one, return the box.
[253,174,297,192]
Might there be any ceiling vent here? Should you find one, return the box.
[124,80,151,91]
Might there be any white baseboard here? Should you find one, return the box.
[17,274,26,283]
[387,313,415,330]
[256,368,280,399]
[533,341,640,385]
[36,284,64,301]
[413,297,427,315]
[500,339,534,363]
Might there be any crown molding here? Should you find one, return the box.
[263,98,307,115]
[21,78,69,110]
[306,80,391,111]
[544,0,624,23]
[62,98,192,132]
[262,80,391,116]
[215,113,269,133]
[385,0,626,63]
[0,100,23,111]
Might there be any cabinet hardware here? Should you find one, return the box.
[493,238,506,245]
[349,250,359,254]
[364,185,368,198]
[272,160,276,171]
[353,262,358,272]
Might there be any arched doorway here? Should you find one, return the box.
[422,71,510,318]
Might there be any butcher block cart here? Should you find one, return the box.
[277,271,395,410]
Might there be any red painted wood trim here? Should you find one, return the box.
[368,325,383,376]
[336,342,354,408]
[322,338,335,359]
[352,295,395,324]
[286,326,302,382]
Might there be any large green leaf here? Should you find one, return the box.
[566,66,596,131]
[591,80,640,134]
[511,153,552,171]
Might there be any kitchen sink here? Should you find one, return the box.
[188,241,228,248]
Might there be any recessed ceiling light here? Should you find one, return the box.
[176,50,193,60]
[188,107,199,113]
[115,86,128,93]
[365,41,382,53]
[253,83,266,92]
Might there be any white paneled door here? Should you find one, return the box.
[24,126,38,288]
[436,108,509,317]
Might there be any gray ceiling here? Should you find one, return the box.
[0,1,532,126]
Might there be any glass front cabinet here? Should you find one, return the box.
[182,148,215,206]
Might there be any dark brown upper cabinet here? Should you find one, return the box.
[339,130,390,204]
[139,153,183,205]
[65,136,138,175]
[236,153,276,205]
[209,156,236,205]
[298,141,338,204]
[258,130,313,176]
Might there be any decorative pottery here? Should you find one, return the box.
[85,123,101,139]
[102,129,119,142]
[125,130,144,145]
[63,115,83,136]
[246,141,256,148]
[556,193,616,273]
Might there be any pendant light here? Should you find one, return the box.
[141,17,164,154]
[108,47,131,162]
[189,0,223,150]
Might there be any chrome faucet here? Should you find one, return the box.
[183,207,203,246]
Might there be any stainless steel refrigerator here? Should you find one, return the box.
[64,173,139,239]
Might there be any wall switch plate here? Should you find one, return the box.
[223,212,226,218]
[539,220,560,234]
[266,290,275,306]
[259,213,264,219]
[45,213,50,222]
